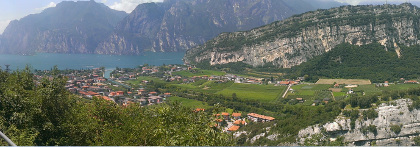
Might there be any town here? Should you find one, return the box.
[32,64,420,134]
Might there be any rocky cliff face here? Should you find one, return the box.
[0,1,127,54]
[298,99,420,146]
[184,3,420,68]
[96,0,344,54]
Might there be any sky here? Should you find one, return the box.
[0,0,418,34]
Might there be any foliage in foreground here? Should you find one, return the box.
[0,68,234,146]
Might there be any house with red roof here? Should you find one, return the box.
[232,113,241,120]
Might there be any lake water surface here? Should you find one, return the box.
[0,52,186,70]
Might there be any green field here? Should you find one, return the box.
[333,92,346,97]
[294,90,316,95]
[352,85,382,96]
[216,83,287,102]
[293,84,332,90]
[288,84,331,97]
[378,84,420,91]
[172,69,225,77]
[125,76,166,85]
[168,96,212,109]
[171,81,234,93]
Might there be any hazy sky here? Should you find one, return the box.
[0,0,418,34]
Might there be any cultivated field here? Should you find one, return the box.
[216,83,287,102]
[316,79,371,85]
[169,96,212,109]
[172,69,225,77]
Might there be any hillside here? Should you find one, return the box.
[96,0,345,54]
[184,3,420,68]
[289,43,420,82]
[0,1,127,54]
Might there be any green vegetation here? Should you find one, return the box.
[292,43,420,83]
[216,83,287,102]
[169,96,212,109]
[390,124,402,134]
[361,125,377,136]
[0,68,234,146]
[362,109,378,120]
[378,84,420,91]
[172,69,225,77]
[414,136,420,146]
[287,84,334,104]
[352,85,381,96]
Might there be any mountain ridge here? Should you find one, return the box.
[0,0,345,55]
[96,0,345,55]
[0,0,127,54]
[184,3,420,68]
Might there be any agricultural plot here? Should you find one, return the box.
[352,84,382,96]
[378,84,420,91]
[125,76,167,85]
[316,79,371,85]
[287,84,334,104]
[216,83,287,102]
[172,69,225,77]
[169,96,212,109]
[171,81,234,93]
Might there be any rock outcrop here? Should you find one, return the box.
[298,99,420,146]
[184,3,420,68]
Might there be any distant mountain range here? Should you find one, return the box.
[184,3,420,68]
[0,1,127,54]
[0,0,345,55]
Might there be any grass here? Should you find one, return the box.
[291,84,307,90]
[378,84,420,91]
[316,79,372,85]
[300,84,332,90]
[171,81,234,94]
[294,90,316,95]
[172,69,225,77]
[216,83,287,102]
[168,96,212,109]
[288,84,333,101]
[333,92,346,97]
[125,76,166,85]
[352,85,381,96]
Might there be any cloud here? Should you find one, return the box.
[0,20,11,34]
[35,2,57,12]
[109,0,163,13]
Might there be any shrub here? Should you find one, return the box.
[390,124,401,134]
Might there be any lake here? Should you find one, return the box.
[0,52,186,71]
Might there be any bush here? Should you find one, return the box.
[362,109,378,120]
[390,124,401,134]
[414,136,420,146]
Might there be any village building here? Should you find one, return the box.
[221,112,229,120]
[232,113,241,120]
[247,113,275,122]
[227,125,240,132]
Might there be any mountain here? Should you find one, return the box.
[96,0,346,54]
[290,43,420,82]
[0,0,127,54]
[184,3,420,68]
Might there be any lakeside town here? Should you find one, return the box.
[30,64,420,134]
